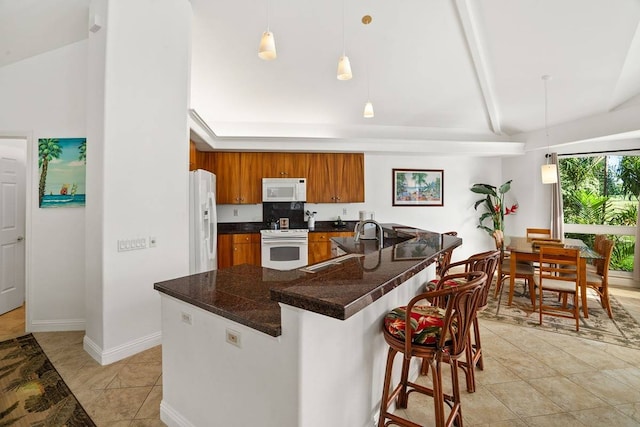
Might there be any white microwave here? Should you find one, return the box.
[262,178,307,202]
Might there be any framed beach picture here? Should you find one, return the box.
[392,169,443,206]
[38,137,86,208]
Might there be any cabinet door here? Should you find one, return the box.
[214,152,242,204]
[232,234,261,266]
[262,153,309,179]
[306,154,334,203]
[239,153,263,204]
[217,234,233,269]
[308,232,332,264]
[335,153,364,203]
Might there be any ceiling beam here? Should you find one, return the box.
[453,0,502,135]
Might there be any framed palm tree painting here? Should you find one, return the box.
[392,169,443,206]
[38,138,86,208]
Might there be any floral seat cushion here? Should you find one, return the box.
[384,305,448,345]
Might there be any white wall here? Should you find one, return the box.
[84,0,192,363]
[0,41,87,331]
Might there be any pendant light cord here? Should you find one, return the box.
[266,0,270,32]
[342,0,346,56]
[543,75,551,161]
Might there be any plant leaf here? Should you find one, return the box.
[498,180,512,195]
[470,184,497,197]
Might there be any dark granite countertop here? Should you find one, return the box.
[155,225,462,337]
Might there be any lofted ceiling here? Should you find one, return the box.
[3,0,640,153]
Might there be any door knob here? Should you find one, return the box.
[17,236,24,242]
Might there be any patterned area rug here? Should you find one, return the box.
[0,334,95,426]
[480,282,640,350]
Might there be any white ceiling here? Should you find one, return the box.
[3,0,640,152]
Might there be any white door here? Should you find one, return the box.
[0,139,26,315]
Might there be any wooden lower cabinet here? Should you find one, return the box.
[218,233,261,269]
[308,231,353,265]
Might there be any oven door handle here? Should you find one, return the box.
[262,239,309,245]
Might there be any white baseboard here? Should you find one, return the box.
[83,330,162,366]
[160,401,196,427]
[29,318,85,332]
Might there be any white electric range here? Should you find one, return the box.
[260,228,309,270]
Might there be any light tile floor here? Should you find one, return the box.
[393,285,640,426]
[1,284,640,427]
[0,306,165,427]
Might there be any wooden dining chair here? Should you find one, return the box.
[535,246,582,331]
[492,230,536,311]
[378,271,487,427]
[586,238,615,318]
[587,234,607,274]
[526,227,552,241]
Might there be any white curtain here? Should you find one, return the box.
[550,152,564,239]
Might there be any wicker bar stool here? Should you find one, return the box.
[378,271,487,427]
[422,250,500,392]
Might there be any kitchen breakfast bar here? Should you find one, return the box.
[154,225,461,427]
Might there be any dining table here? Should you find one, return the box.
[504,236,603,318]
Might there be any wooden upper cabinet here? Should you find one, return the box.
[306,153,364,203]
[189,141,197,171]
[307,154,334,203]
[214,152,263,204]
[335,153,364,203]
[191,150,363,204]
[193,150,215,173]
[262,153,309,178]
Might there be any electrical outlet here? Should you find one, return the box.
[226,328,241,348]
[181,312,192,325]
[342,208,347,215]
[233,208,239,217]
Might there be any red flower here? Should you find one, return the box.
[505,204,519,215]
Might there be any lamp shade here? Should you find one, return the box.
[258,31,277,60]
[541,163,558,184]
[363,101,374,118]
[337,55,352,80]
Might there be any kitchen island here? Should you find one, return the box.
[155,225,461,427]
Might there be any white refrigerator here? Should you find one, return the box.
[189,169,217,274]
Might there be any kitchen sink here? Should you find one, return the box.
[298,253,364,273]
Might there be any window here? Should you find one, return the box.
[559,155,639,273]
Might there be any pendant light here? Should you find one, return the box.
[337,0,352,80]
[258,0,276,60]
[362,15,373,118]
[541,75,558,184]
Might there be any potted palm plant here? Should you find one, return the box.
[471,180,518,235]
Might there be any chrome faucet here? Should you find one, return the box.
[354,219,384,250]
